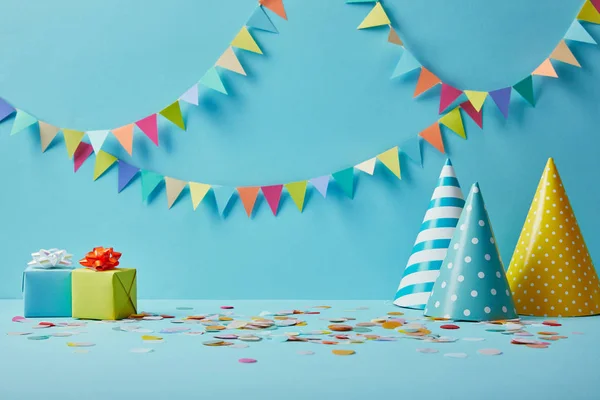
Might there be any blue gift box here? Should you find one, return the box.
[22,266,73,318]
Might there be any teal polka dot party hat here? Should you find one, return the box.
[424,182,517,322]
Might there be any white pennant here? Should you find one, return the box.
[355,158,376,175]
[87,130,110,153]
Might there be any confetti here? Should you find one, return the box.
[416,348,439,354]
[229,344,249,349]
[27,335,50,340]
[332,349,355,356]
[440,324,460,330]
[141,335,163,341]
[298,350,315,355]
[67,342,95,347]
[220,306,234,309]
[12,316,26,323]
[478,348,503,356]
[238,358,257,363]
[176,307,194,310]
[7,332,31,336]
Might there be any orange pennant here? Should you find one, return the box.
[419,123,445,154]
[414,67,441,97]
[112,124,134,155]
[259,0,287,20]
[532,59,558,78]
[237,187,260,217]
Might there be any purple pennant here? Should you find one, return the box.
[489,87,511,119]
[0,97,15,122]
[118,160,140,193]
[309,176,330,198]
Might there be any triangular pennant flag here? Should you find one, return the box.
[419,123,445,154]
[213,186,235,216]
[259,0,287,20]
[87,130,110,153]
[400,136,422,166]
[159,101,185,130]
[141,170,164,201]
[564,20,596,44]
[394,159,464,309]
[388,26,403,46]
[578,0,600,23]
[0,98,15,121]
[73,142,93,173]
[164,177,187,209]
[391,49,422,79]
[507,158,600,317]
[285,181,308,212]
[179,84,199,106]
[459,101,483,129]
[237,187,260,217]
[135,114,159,146]
[309,176,329,198]
[117,160,139,192]
[199,67,228,95]
[513,76,535,106]
[489,87,511,119]
[261,184,283,216]
[231,27,263,54]
[247,6,278,33]
[355,158,376,175]
[189,182,211,211]
[463,90,488,112]
[532,59,558,78]
[439,83,463,113]
[357,2,390,29]
[93,150,117,180]
[10,110,38,135]
[332,168,354,199]
[216,47,247,76]
[414,68,441,97]
[550,40,580,67]
[439,107,466,139]
[112,124,134,156]
[377,147,401,179]
[424,183,517,322]
[592,0,600,12]
[63,129,85,158]
[38,121,60,152]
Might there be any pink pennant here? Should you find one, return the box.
[261,185,283,216]
[73,142,94,172]
[439,83,462,114]
[460,101,482,129]
[135,114,159,146]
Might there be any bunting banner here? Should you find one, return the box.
[351,0,599,125]
[1,0,287,156]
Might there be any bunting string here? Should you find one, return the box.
[3,0,287,156]
[351,0,599,121]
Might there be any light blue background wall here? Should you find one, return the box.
[0,0,597,299]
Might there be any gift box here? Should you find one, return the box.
[22,249,74,318]
[72,247,137,320]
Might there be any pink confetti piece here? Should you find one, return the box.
[238,358,257,364]
[12,316,26,323]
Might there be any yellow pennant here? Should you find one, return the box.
[189,182,211,210]
[358,3,390,29]
[578,1,600,24]
[439,107,466,139]
[39,121,60,152]
[284,181,308,212]
[231,27,263,54]
[463,91,488,112]
[165,177,187,209]
[93,151,117,180]
[63,129,85,158]
[376,147,401,179]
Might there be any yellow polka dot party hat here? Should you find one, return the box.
[507,158,600,317]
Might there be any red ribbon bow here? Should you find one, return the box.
[79,247,122,271]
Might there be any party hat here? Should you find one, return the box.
[424,183,517,321]
[507,158,600,317]
[394,159,464,309]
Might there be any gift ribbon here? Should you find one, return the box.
[27,248,73,269]
[79,247,121,271]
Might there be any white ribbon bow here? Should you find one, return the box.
[28,248,73,269]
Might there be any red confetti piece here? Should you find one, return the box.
[440,324,460,330]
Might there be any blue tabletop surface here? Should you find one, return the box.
[0,299,598,400]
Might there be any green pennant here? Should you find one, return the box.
[284,181,308,212]
[513,76,535,106]
[141,170,164,202]
[11,110,38,135]
[159,101,185,130]
[332,168,355,199]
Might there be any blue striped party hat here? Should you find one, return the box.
[393,159,465,309]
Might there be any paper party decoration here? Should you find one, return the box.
[439,107,466,139]
[424,183,517,321]
[357,2,390,29]
[394,159,464,309]
[112,125,134,155]
[216,47,247,76]
[39,122,60,152]
[507,158,600,317]
[247,5,278,33]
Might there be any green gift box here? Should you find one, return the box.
[71,268,137,320]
